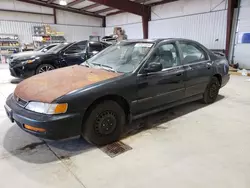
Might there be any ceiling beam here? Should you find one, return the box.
[17,0,104,18]
[105,0,149,16]
[47,0,56,4]
[106,0,178,17]
[89,0,150,17]
[134,0,150,3]
[0,8,53,16]
[95,7,115,14]
[81,3,100,10]
[67,0,86,7]
[149,0,177,6]
[106,10,124,16]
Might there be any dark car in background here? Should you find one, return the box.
[5,38,230,146]
[9,40,110,78]
[8,43,58,63]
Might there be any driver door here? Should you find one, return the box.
[87,42,104,59]
[134,42,185,115]
[62,41,87,66]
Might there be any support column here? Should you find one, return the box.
[53,8,57,24]
[142,16,149,39]
[225,0,238,57]
[142,7,151,39]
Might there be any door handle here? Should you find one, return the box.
[176,72,183,76]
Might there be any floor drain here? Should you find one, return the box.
[100,141,132,158]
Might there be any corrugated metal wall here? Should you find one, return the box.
[105,12,143,39]
[149,10,227,49]
[0,20,104,44]
[233,0,250,69]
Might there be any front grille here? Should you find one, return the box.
[14,94,28,107]
[9,60,17,67]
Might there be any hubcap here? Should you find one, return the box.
[209,83,218,98]
[39,65,54,73]
[94,111,117,136]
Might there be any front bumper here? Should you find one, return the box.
[5,94,83,140]
[221,74,230,88]
[9,63,36,78]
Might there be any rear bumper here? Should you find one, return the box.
[221,74,230,88]
[5,94,83,140]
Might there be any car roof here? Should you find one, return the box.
[120,38,200,45]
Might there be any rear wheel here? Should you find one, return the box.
[82,100,125,146]
[202,76,220,104]
[36,64,55,74]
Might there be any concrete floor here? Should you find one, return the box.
[0,64,250,188]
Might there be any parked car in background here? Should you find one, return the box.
[8,43,59,63]
[5,38,230,146]
[8,40,110,78]
[101,35,117,44]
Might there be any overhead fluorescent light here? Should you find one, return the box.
[59,0,67,6]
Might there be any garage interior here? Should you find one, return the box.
[0,0,250,187]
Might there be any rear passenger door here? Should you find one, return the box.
[178,41,213,97]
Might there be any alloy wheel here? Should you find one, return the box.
[38,65,54,73]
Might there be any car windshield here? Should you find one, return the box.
[46,43,69,54]
[82,42,154,73]
[34,45,47,51]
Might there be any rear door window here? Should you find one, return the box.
[179,42,208,64]
[64,41,87,54]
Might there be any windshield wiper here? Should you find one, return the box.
[91,63,117,73]
[81,60,91,68]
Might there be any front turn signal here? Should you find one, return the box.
[54,103,68,114]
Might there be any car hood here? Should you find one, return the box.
[11,51,37,58]
[12,52,45,61]
[14,65,122,103]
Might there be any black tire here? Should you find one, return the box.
[82,100,125,146]
[202,76,220,104]
[36,64,55,74]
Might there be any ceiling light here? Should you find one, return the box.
[59,0,67,6]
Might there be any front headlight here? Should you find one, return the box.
[25,102,68,114]
[21,57,40,65]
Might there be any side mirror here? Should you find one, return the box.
[144,62,163,73]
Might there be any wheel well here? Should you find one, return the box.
[83,95,130,123]
[213,74,222,86]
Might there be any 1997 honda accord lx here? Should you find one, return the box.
[4,39,230,145]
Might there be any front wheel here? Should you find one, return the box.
[36,64,55,74]
[202,77,220,104]
[82,100,125,146]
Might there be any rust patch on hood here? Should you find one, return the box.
[14,65,122,103]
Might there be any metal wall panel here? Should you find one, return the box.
[56,10,103,27]
[0,20,42,44]
[233,0,250,69]
[0,20,104,44]
[151,0,227,20]
[106,13,142,26]
[149,10,227,49]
